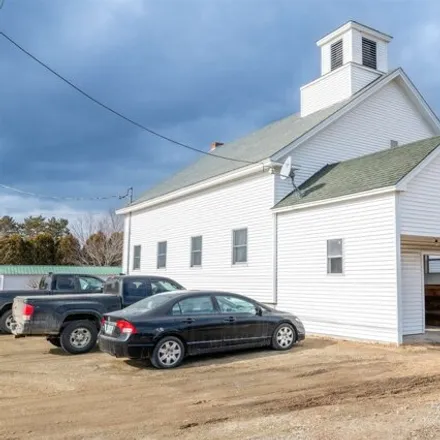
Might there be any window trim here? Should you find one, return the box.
[330,39,343,71]
[190,235,203,268]
[327,238,344,275]
[232,228,248,265]
[132,245,141,271]
[157,241,167,269]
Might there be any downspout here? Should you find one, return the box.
[126,212,132,275]
[272,212,278,306]
[124,187,134,275]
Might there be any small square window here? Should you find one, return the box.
[232,228,248,264]
[157,241,167,269]
[327,239,343,274]
[132,245,141,270]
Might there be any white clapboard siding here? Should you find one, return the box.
[127,173,275,303]
[400,152,440,237]
[277,80,436,203]
[276,194,398,343]
[351,64,380,94]
[300,64,352,117]
[400,250,424,335]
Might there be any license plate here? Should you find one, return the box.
[104,322,115,335]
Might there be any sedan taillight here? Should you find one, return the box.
[116,320,137,334]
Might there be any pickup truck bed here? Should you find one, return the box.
[12,293,121,336]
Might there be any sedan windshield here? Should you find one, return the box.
[126,292,177,311]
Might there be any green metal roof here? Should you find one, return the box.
[0,265,122,276]
[274,135,440,209]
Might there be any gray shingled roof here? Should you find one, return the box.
[132,70,397,206]
[274,136,440,209]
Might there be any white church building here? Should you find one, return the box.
[117,21,440,344]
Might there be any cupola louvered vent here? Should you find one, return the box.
[330,39,343,71]
[362,37,377,69]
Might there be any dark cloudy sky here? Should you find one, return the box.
[1,0,439,221]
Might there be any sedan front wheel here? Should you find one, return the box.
[271,323,296,351]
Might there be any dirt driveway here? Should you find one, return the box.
[1,336,440,439]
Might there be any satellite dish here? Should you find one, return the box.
[280,156,292,180]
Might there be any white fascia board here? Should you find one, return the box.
[397,71,440,133]
[396,143,440,191]
[273,186,397,214]
[116,160,273,215]
[271,69,402,162]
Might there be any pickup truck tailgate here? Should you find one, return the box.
[12,297,25,332]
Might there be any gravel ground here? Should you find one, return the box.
[1,335,440,439]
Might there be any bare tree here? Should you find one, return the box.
[71,211,123,266]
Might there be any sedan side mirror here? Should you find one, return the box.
[255,306,263,316]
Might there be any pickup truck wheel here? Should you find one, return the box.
[47,337,61,348]
[0,310,15,334]
[60,321,98,355]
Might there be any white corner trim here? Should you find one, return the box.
[394,193,403,344]
[396,143,440,191]
[116,161,271,215]
[271,69,402,162]
[273,186,397,214]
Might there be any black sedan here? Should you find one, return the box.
[98,290,305,369]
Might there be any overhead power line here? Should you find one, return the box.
[0,31,254,166]
[0,183,133,202]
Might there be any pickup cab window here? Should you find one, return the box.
[123,278,150,302]
[55,275,76,291]
[151,279,182,295]
[78,276,104,292]
[104,278,120,294]
[39,276,50,290]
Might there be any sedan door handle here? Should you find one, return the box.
[223,316,236,323]
[182,318,195,324]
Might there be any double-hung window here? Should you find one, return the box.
[232,228,248,264]
[190,236,202,267]
[327,239,343,274]
[133,245,141,270]
[157,241,167,269]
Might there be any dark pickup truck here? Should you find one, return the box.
[0,273,105,333]
[12,275,185,354]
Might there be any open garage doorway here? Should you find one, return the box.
[424,255,440,328]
